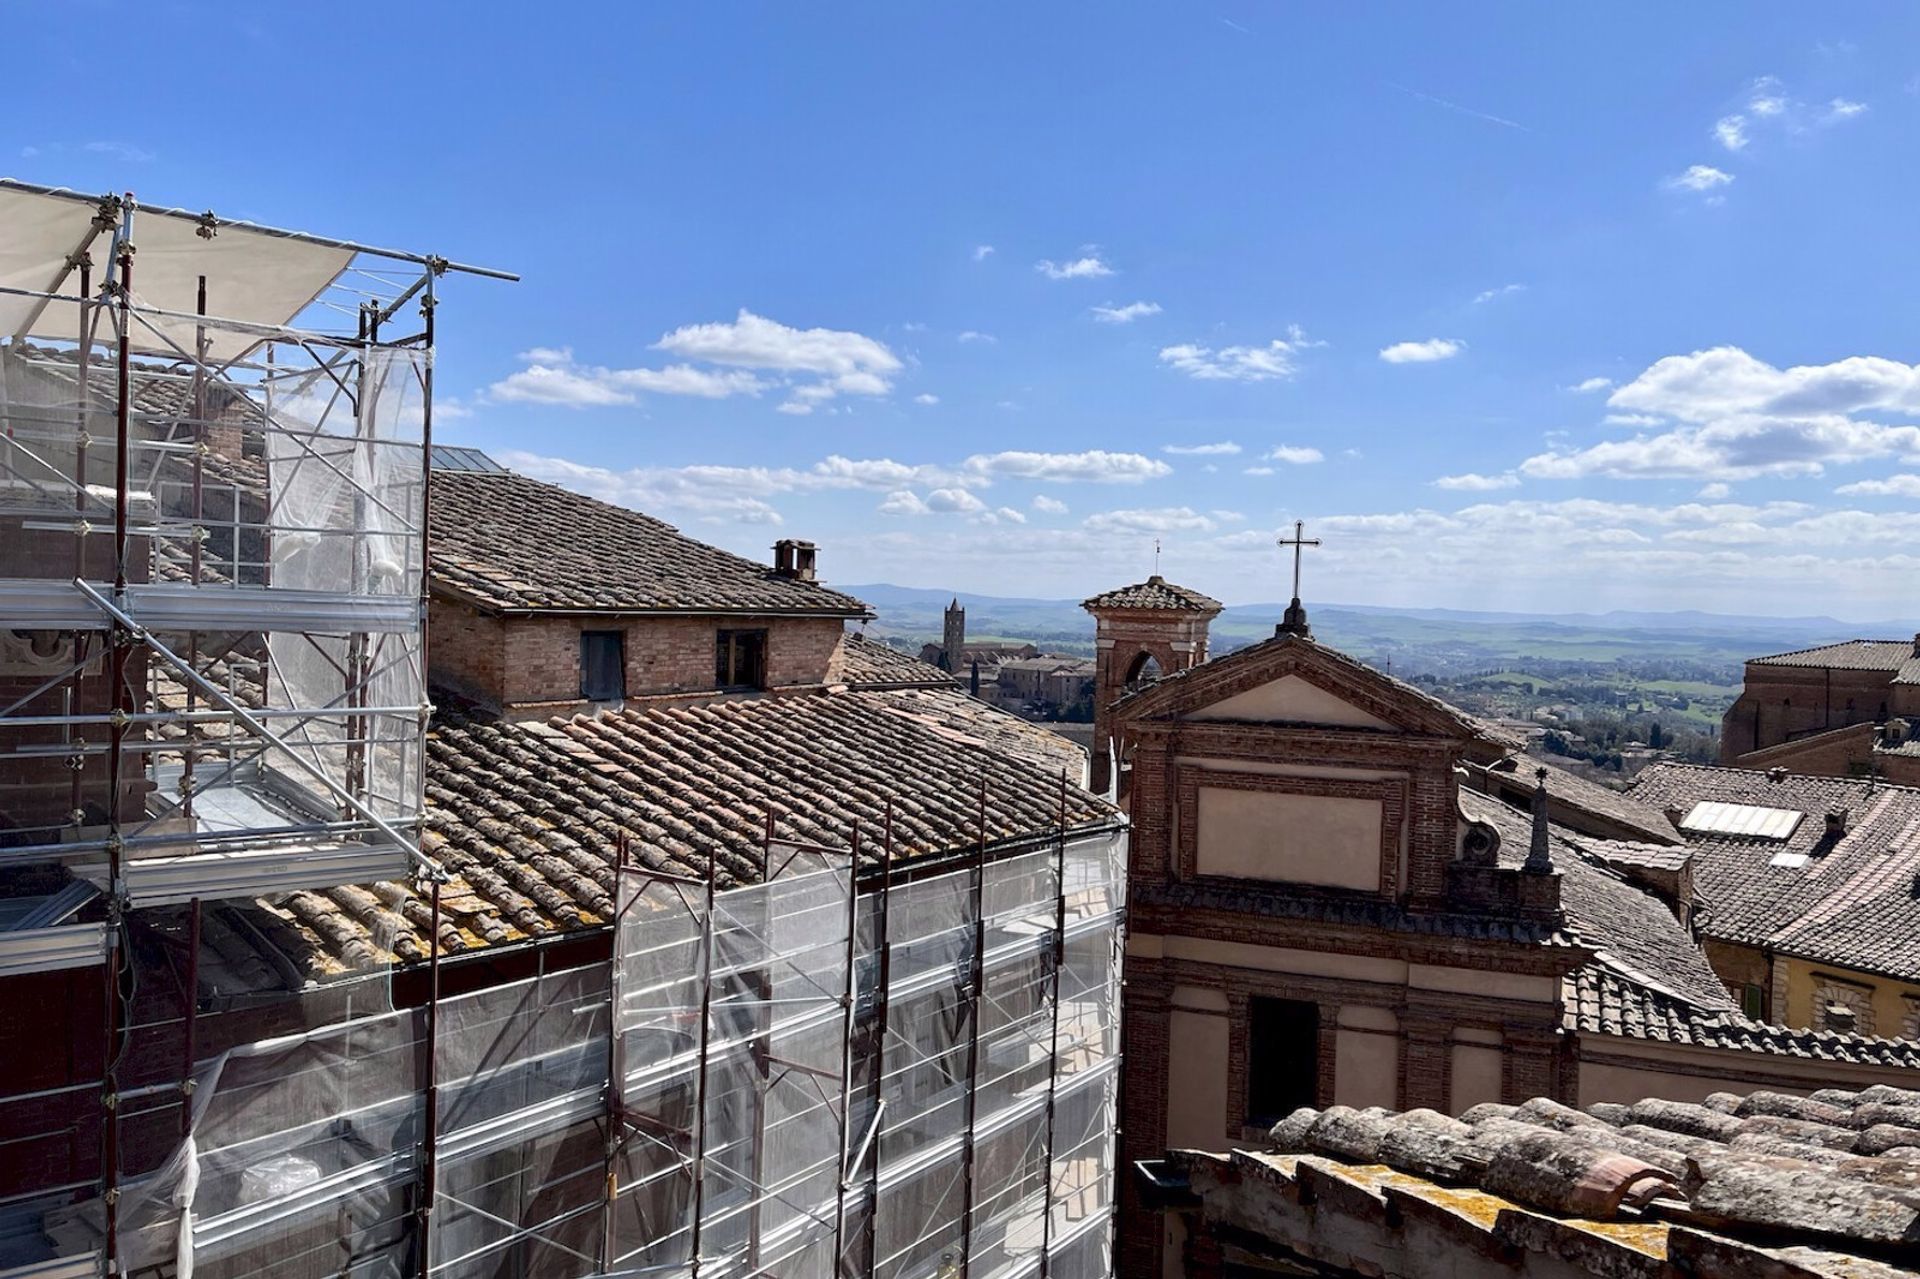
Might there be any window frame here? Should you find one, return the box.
[579,629,626,702]
[1244,995,1321,1128]
[715,627,769,691]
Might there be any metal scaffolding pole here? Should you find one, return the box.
[1038,774,1069,1276]
[860,803,895,1279]
[956,780,989,1279]
[687,847,719,1279]
[832,822,862,1279]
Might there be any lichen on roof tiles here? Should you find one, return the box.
[428,468,872,617]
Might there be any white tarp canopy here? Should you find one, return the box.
[0,183,355,361]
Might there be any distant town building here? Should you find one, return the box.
[1720,636,1920,784]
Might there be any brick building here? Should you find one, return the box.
[1719,637,1920,783]
[1095,587,1920,1279]
[1082,576,1222,795]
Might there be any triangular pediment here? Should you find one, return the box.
[1115,633,1485,741]
[1186,672,1396,729]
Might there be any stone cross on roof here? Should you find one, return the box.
[1275,519,1320,637]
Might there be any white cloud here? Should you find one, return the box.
[490,311,900,414]
[957,330,997,345]
[1714,115,1749,151]
[1090,300,1162,324]
[913,393,940,405]
[1265,445,1324,465]
[925,488,987,514]
[84,140,155,163]
[1665,164,1734,193]
[1210,510,1246,522]
[1035,252,1115,280]
[1823,97,1869,123]
[1379,338,1464,364]
[1697,482,1731,499]
[1162,441,1241,456]
[1569,377,1614,394]
[1609,346,1920,421]
[960,450,1172,484]
[1472,283,1525,304]
[1603,413,1665,427]
[650,309,902,413]
[1835,474,1920,497]
[878,490,930,516]
[990,507,1027,525]
[1749,77,1787,117]
[1031,495,1069,514]
[1242,466,1275,476]
[1083,507,1216,534]
[1159,327,1321,382]
[972,244,995,262]
[1434,472,1520,491]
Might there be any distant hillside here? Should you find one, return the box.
[841,582,1920,678]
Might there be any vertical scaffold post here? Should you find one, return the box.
[1038,773,1069,1276]
[101,233,135,1277]
[956,779,989,1279]
[688,846,719,1277]
[832,822,862,1278]
[67,255,92,835]
[182,274,206,825]
[860,802,895,1278]
[602,831,631,1270]
[181,898,202,1139]
[419,874,443,1279]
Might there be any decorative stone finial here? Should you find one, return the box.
[1524,766,1554,875]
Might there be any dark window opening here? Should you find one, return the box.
[1246,997,1320,1126]
[580,630,625,701]
[1739,983,1766,1021]
[716,629,768,690]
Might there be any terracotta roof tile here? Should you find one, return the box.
[1751,639,1917,671]
[833,632,959,690]
[1628,763,1920,980]
[1081,574,1222,613]
[428,469,872,617]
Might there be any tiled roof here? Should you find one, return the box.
[1567,966,1920,1068]
[1224,1082,1920,1271]
[1628,763,1920,981]
[833,633,958,690]
[1080,574,1222,613]
[1466,755,1683,846]
[251,684,1109,977]
[428,469,872,618]
[1460,791,1735,1014]
[1751,639,1916,671]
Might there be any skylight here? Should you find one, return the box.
[1679,801,1805,841]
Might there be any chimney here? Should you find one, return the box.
[772,539,799,579]
[1826,807,1850,836]
[1912,632,1920,658]
[792,540,817,582]
[1767,766,1789,783]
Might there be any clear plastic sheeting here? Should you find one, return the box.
[611,843,857,1279]
[615,827,1125,1279]
[0,310,428,881]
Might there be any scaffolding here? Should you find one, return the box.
[0,180,511,1277]
[66,808,1125,1279]
[0,182,1125,1279]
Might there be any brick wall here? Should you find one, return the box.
[1722,664,1902,761]
[427,598,846,709]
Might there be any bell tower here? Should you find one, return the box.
[941,597,966,673]
[1081,575,1222,796]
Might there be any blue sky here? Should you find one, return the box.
[12,4,1920,617]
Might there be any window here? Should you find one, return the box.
[580,630,624,701]
[1246,997,1319,1125]
[1739,983,1766,1021]
[715,629,767,690]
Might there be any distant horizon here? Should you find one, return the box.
[836,580,1920,634]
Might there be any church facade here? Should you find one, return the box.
[1091,576,1920,1279]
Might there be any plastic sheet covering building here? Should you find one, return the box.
[27,818,1122,1279]
[0,179,511,1277]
